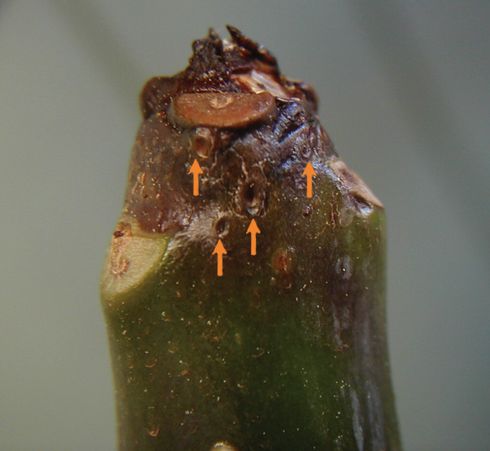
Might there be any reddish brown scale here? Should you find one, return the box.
[271,247,294,275]
[126,27,336,235]
[191,127,216,159]
[271,247,295,290]
[103,26,401,451]
[170,92,277,128]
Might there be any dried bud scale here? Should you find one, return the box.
[101,26,401,451]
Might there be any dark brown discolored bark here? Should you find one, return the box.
[101,26,401,451]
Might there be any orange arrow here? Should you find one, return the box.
[188,159,203,196]
[246,219,261,256]
[302,162,316,198]
[212,239,227,277]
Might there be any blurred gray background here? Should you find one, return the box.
[1,0,489,450]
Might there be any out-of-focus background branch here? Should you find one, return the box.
[1,1,489,450]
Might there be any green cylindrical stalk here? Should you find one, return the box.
[101,26,400,451]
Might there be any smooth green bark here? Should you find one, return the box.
[101,25,400,451]
[101,168,400,450]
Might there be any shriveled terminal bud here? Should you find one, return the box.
[101,25,401,451]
